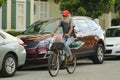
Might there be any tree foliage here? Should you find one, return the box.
[54,0,60,4]
[0,0,4,7]
[114,0,120,17]
[54,0,115,18]
[114,0,120,12]
[111,0,120,25]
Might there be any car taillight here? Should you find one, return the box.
[19,42,25,46]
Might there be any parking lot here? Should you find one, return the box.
[0,58,120,80]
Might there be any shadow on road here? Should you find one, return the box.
[17,57,120,71]
[17,66,48,71]
[105,57,120,61]
[76,57,120,67]
[76,59,93,67]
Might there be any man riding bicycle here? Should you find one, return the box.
[51,10,76,63]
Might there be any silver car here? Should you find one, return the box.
[0,30,26,77]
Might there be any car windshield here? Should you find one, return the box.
[106,28,120,37]
[24,20,62,35]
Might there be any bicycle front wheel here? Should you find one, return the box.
[48,51,60,77]
[66,54,76,74]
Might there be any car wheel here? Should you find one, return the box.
[0,54,17,77]
[91,44,105,64]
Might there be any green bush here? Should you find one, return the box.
[6,31,22,36]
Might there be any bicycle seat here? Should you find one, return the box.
[69,41,84,49]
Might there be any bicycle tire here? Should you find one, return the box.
[66,53,76,74]
[48,51,60,77]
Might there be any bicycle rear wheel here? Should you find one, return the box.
[66,54,76,74]
[48,51,60,77]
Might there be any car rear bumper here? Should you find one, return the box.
[18,49,26,67]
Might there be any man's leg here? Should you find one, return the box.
[64,37,74,61]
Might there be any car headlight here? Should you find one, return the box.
[38,37,56,47]
[38,40,47,46]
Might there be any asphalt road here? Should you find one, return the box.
[0,57,120,80]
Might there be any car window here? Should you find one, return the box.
[24,20,62,34]
[0,34,5,43]
[86,20,99,30]
[0,35,3,40]
[0,33,5,39]
[41,20,63,33]
[106,28,120,37]
[74,20,89,32]
[24,22,46,34]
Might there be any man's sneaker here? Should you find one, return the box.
[66,55,73,62]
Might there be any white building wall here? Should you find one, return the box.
[16,0,26,31]
[99,12,112,30]
[34,0,49,21]
[30,0,34,24]
[34,1,39,21]
[104,12,112,29]
[7,0,11,30]
[0,7,2,29]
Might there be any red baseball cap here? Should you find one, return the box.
[62,10,70,17]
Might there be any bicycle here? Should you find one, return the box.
[47,37,83,77]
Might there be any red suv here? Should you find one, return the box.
[18,16,105,68]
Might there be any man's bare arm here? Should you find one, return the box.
[51,26,59,36]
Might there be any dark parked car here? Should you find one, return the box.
[17,16,105,68]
